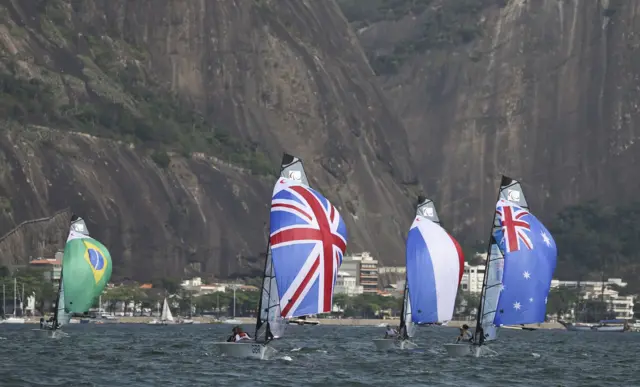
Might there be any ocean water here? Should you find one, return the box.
[0,323,637,386]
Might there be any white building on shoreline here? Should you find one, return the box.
[551,278,635,320]
[334,271,363,296]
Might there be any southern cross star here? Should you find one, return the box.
[513,301,521,310]
[541,231,551,247]
[523,271,531,279]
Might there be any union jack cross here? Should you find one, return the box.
[270,178,347,317]
[496,203,532,253]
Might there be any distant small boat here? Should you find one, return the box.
[288,317,319,326]
[2,279,25,324]
[502,325,536,331]
[560,320,629,332]
[2,316,25,324]
[148,298,175,325]
[558,321,594,331]
[221,318,243,325]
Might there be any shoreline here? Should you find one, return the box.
[17,316,564,329]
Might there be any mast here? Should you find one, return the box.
[52,269,63,330]
[398,277,409,338]
[2,283,4,319]
[13,278,16,317]
[254,154,289,342]
[473,175,512,344]
[232,286,236,318]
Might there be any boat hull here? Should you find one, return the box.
[147,319,175,325]
[559,321,594,331]
[443,343,482,357]
[591,325,625,332]
[221,319,243,325]
[288,318,320,326]
[212,342,277,360]
[502,325,537,331]
[2,317,25,324]
[372,339,417,351]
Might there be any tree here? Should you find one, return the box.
[546,286,579,320]
[463,293,481,319]
[152,277,182,295]
[333,294,350,311]
[35,281,57,315]
[582,299,615,322]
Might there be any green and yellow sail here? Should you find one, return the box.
[62,216,112,314]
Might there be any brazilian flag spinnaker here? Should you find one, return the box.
[61,217,112,314]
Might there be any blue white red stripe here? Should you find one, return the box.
[269,178,347,318]
[406,216,464,323]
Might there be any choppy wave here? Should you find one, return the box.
[0,323,636,386]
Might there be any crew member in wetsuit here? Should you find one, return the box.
[456,324,473,343]
[226,327,238,342]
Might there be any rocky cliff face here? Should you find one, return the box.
[0,0,419,280]
[346,0,640,238]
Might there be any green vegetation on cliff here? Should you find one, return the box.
[338,0,503,75]
[0,0,275,175]
[547,201,640,292]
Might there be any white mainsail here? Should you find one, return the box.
[161,298,174,322]
[256,249,285,340]
[400,282,415,338]
[55,281,71,327]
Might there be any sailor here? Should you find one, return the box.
[384,324,398,339]
[226,326,238,342]
[234,326,252,342]
[456,324,473,343]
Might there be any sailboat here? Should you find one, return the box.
[3,278,25,324]
[444,176,557,357]
[373,196,464,350]
[213,153,347,359]
[148,297,175,325]
[221,285,242,325]
[34,215,113,338]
